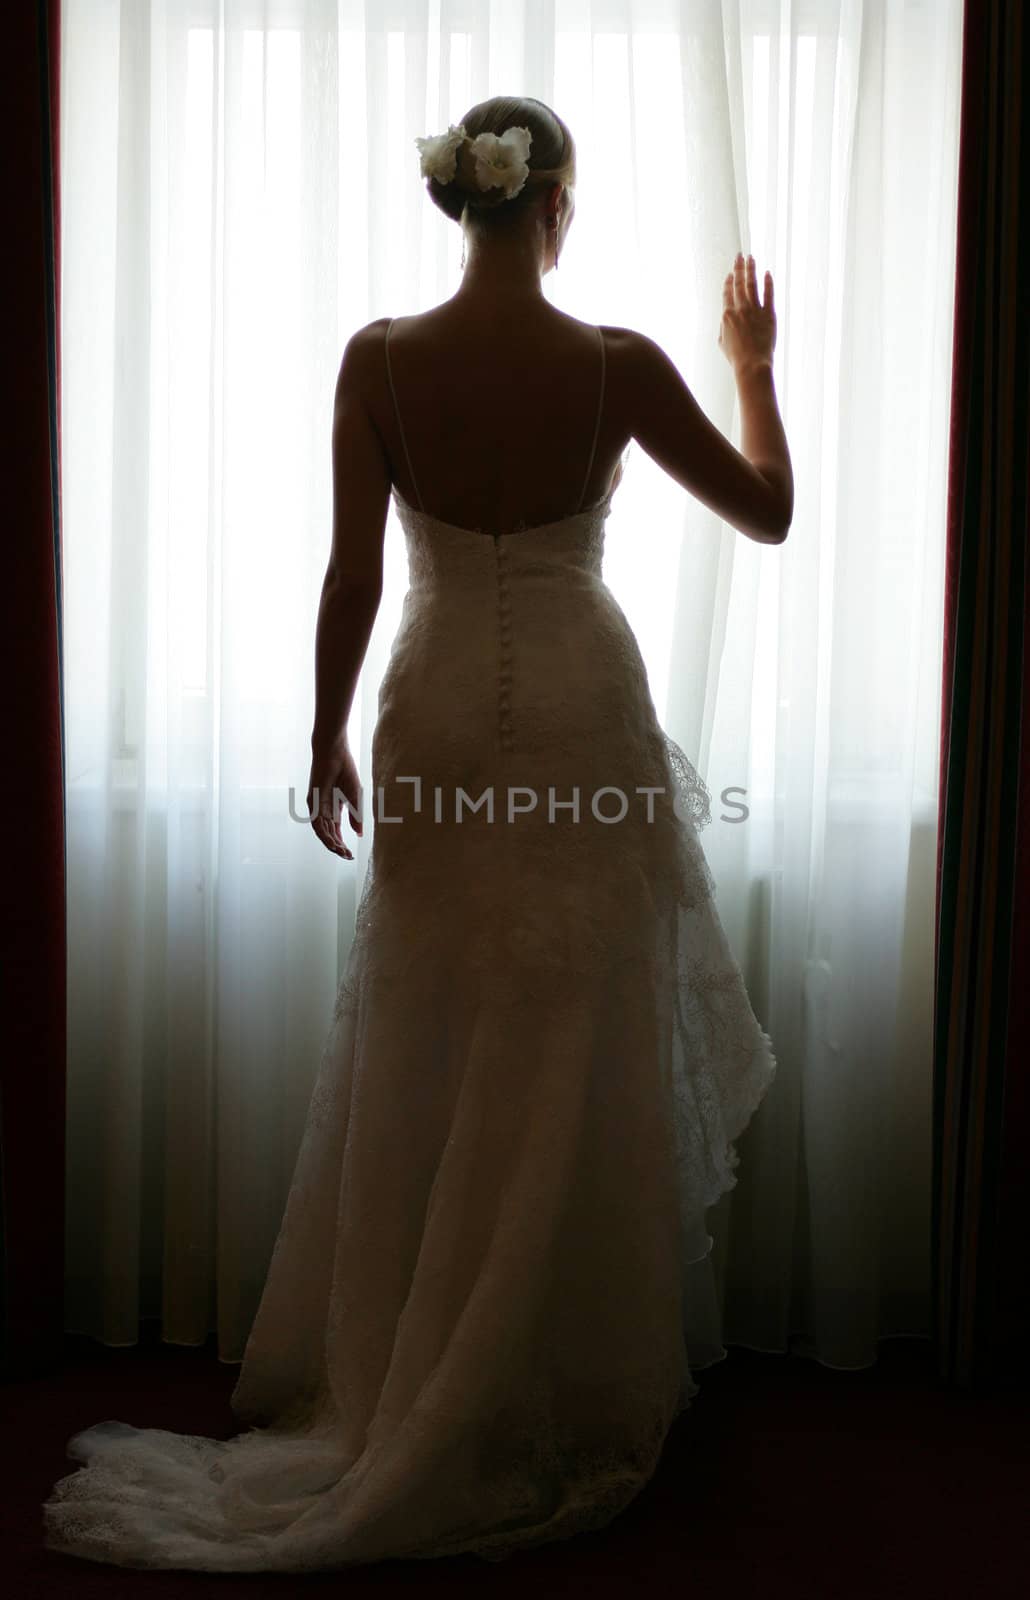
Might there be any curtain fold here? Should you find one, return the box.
[58,0,962,1381]
[933,0,1030,1386]
[1,0,65,1379]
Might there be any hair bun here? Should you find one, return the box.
[419,99,575,228]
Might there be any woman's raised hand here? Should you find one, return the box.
[718,252,777,375]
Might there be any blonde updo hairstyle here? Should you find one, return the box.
[423,95,576,238]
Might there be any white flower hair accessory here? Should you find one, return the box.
[415,122,532,200]
[414,123,466,185]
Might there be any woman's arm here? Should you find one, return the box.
[309,573,381,758]
[307,575,379,859]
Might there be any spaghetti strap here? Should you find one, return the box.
[576,326,606,513]
[385,318,424,512]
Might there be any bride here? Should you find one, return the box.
[43,94,792,1572]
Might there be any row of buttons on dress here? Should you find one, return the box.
[494,536,515,751]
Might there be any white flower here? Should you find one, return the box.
[468,126,532,199]
[414,123,467,184]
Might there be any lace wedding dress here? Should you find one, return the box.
[42,321,777,1571]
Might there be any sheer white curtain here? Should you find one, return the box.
[60,0,962,1369]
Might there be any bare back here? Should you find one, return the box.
[367,307,632,538]
[367,302,789,545]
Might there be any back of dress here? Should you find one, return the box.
[42,319,777,1573]
[369,318,708,965]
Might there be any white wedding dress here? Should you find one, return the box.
[42,321,777,1570]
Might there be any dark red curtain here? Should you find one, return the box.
[934,0,1030,1384]
[0,0,65,1379]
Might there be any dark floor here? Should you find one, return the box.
[8,1333,1029,1596]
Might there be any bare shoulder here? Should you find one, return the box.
[342,317,391,363]
[333,319,389,397]
[556,317,638,415]
[564,316,635,356]
[600,323,667,386]
[594,323,660,441]
[568,320,644,396]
